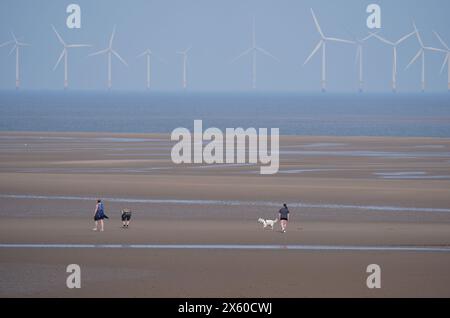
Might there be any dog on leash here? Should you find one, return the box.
[258,218,278,230]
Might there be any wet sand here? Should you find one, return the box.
[0,132,450,297]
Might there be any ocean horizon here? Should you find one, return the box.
[1,91,449,137]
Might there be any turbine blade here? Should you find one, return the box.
[185,46,192,54]
[8,45,16,55]
[112,50,128,66]
[424,46,446,53]
[310,8,324,38]
[406,49,422,69]
[252,16,256,47]
[11,31,17,43]
[256,47,280,62]
[325,37,355,44]
[413,22,424,47]
[230,47,252,64]
[395,31,415,45]
[0,40,12,48]
[304,41,322,65]
[51,25,65,46]
[372,33,393,45]
[137,51,148,58]
[89,48,109,57]
[361,32,378,42]
[433,31,449,50]
[109,25,116,48]
[53,49,65,70]
[66,44,91,48]
[440,54,449,74]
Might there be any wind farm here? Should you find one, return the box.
[0,8,449,91]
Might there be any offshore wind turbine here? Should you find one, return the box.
[406,22,446,92]
[352,32,376,92]
[372,30,415,92]
[51,25,90,89]
[137,49,153,89]
[433,31,450,91]
[304,9,355,92]
[231,17,279,89]
[4,32,30,89]
[177,46,191,89]
[89,26,128,89]
[137,49,165,89]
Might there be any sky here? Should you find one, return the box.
[0,0,449,92]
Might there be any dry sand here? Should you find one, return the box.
[0,132,450,297]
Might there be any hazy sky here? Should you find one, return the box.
[0,0,449,92]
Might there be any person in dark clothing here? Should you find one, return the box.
[93,199,108,231]
[279,203,289,233]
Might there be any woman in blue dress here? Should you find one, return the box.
[93,199,108,231]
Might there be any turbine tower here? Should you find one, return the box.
[4,32,30,89]
[137,49,164,89]
[137,49,153,89]
[177,46,191,89]
[353,33,376,92]
[406,22,445,92]
[52,25,90,89]
[231,17,279,89]
[433,31,450,91]
[304,9,355,92]
[89,26,128,89]
[371,30,415,92]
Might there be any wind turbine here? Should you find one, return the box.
[89,26,128,89]
[371,30,415,92]
[137,49,164,89]
[406,22,446,92]
[177,46,191,89]
[231,17,279,89]
[52,25,90,89]
[304,9,355,92]
[433,31,450,91]
[5,32,30,89]
[352,32,377,92]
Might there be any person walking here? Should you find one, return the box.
[93,199,108,231]
[279,203,289,233]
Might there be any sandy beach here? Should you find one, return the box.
[1,131,450,297]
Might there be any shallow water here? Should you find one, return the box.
[0,243,449,253]
[1,194,449,213]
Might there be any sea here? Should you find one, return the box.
[0,91,449,137]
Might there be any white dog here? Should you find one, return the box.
[258,218,278,230]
